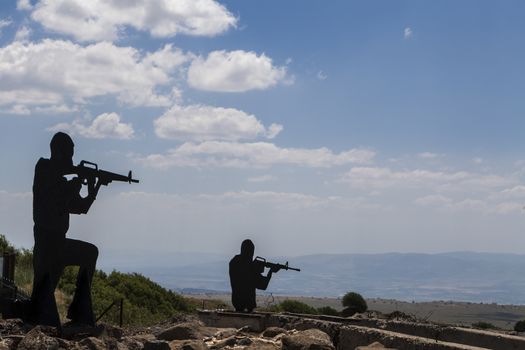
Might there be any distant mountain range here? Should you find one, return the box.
[102,252,525,304]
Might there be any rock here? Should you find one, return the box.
[0,339,12,350]
[157,323,206,341]
[1,335,24,349]
[169,340,209,350]
[237,337,252,345]
[61,324,107,341]
[0,318,25,335]
[97,323,124,340]
[262,327,286,338]
[385,311,417,323]
[355,342,397,349]
[56,338,79,350]
[16,327,60,350]
[120,336,146,350]
[237,325,256,333]
[208,336,236,349]
[244,339,280,350]
[130,334,157,343]
[212,328,237,339]
[281,329,335,350]
[144,340,171,350]
[78,336,107,350]
[245,344,279,350]
[355,342,385,350]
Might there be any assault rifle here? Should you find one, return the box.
[254,256,300,272]
[69,160,139,186]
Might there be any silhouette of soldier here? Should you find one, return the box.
[31,132,101,327]
[229,239,278,312]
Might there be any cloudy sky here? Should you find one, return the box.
[1,0,525,267]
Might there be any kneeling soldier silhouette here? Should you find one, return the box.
[31,132,138,326]
[31,132,101,327]
[229,239,300,313]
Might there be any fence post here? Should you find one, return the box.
[119,298,124,327]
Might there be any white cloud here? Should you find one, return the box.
[415,194,524,215]
[34,104,79,114]
[17,0,33,10]
[200,191,341,210]
[495,186,525,199]
[0,89,63,107]
[338,166,522,215]
[154,104,283,141]
[187,50,290,92]
[0,40,189,113]
[414,194,453,207]
[14,26,31,42]
[317,70,327,80]
[417,152,441,159]
[472,157,483,164]
[48,112,134,139]
[339,167,515,192]
[29,0,236,42]
[0,19,12,32]
[3,104,31,115]
[247,175,276,183]
[404,27,413,39]
[118,190,341,211]
[143,44,193,71]
[138,141,375,169]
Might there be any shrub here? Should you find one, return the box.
[0,234,15,253]
[278,300,318,314]
[472,321,497,330]
[342,292,367,313]
[515,320,525,332]
[14,248,33,294]
[317,306,340,316]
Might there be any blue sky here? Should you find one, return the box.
[1,1,524,266]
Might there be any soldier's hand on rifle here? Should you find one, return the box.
[86,176,102,199]
[70,177,82,193]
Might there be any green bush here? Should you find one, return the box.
[14,248,34,294]
[472,321,497,330]
[0,234,15,253]
[342,292,367,313]
[278,300,318,314]
[317,306,340,316]
[514,320,525,332]
[83,270,193,325]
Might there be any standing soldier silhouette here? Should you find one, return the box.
[31,132,101,327]
[229,239,278,312]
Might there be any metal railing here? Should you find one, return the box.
[96,298,124,327]
[0,277,30,300]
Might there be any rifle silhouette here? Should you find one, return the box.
[69,160,139,186]
[254,256,300,272]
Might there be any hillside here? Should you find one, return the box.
[0,235,197,326]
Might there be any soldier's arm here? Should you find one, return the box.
[255,271,272,290]
[68,177,101,214]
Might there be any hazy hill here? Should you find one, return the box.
[122,252,525,304]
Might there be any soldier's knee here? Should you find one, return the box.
[88,244,99,261]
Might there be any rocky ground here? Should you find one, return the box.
[0,311,524,350]
[0,316,341,350]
